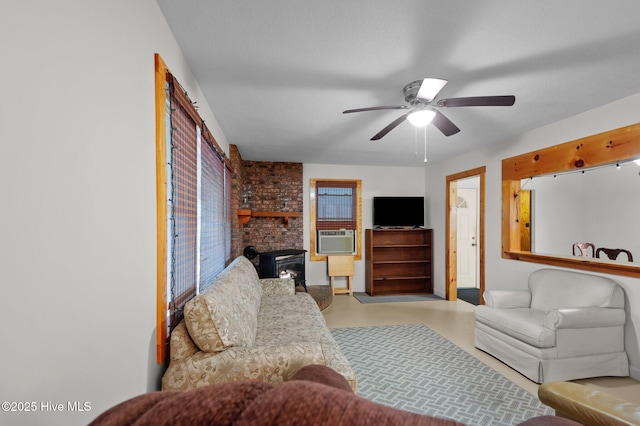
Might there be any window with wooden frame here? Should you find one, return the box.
[155,54,232,363]
[309,179,362,261]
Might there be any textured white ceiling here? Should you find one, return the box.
[156,0,640,166]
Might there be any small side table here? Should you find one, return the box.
[327,255,354,296]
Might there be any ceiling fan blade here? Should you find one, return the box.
[343,105,408,114]
[438,95,516,108]
[416,78,448,102]
[370,112,411,140]
[432,111,461,136]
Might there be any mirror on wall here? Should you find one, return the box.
[502,122,640,278]
[522,160,640,265]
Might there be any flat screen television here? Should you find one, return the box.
[373,196,424,228]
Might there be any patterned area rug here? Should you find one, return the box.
[331,324,553,425]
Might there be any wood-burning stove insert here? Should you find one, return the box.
[258,249,307,292]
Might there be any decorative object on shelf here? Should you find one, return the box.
[241,184,253,209]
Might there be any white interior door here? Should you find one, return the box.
[456,188,478,288]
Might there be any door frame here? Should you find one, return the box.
[446,166,486,302]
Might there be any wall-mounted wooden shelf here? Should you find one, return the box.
[237,210,302,228]
[238,209,252,226]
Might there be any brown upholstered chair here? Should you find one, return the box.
[539,381,640,425]
[596,247,633,262]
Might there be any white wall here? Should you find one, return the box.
[526,174,584,254]
[0,2,227,425]
[303,164,425,292]
[425,91,640,380]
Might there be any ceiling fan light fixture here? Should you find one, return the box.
[407,109,436,127]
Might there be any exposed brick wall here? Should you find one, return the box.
[228,145,304,264]
[241,160,303,252]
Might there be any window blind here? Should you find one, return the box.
[167,97,198,328]
[316,180,357,230]
[199,136,225,291]
[159,69,234,352]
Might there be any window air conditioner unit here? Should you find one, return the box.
[317,229,356,254]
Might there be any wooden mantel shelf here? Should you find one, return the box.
[238,209,302,228]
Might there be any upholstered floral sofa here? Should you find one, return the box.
[161,256,357,391]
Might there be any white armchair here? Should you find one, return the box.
[474,268,629,383]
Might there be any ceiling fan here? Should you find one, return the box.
[343,78,515,140]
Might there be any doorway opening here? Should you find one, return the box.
[446,167,485,304]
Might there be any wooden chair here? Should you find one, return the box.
[572,242,595,258]
[596,247,633,262]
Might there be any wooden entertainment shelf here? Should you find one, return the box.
[365,228,433,296]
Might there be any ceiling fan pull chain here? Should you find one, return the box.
[423,127,428,163]
[414,126,418,157]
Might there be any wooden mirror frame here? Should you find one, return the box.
[502,122,640,278]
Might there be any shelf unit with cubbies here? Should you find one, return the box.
[365,228,433,296]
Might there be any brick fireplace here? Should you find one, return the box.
[229,144,304,271]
